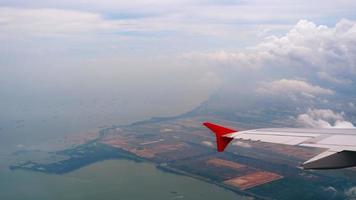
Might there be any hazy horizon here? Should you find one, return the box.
[1,2,356,200]
[1,0,356,153]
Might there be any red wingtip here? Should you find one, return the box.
[203,122,236,152]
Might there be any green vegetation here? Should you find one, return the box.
[248,176,353,200]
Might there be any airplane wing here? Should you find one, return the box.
[203,122,356,170]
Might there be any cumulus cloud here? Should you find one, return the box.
[256,79,334,99]
[183,19,356,126]
[297,109,355,128]
[191,19,356,77]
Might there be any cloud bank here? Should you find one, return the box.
[188,19,356,128]
[0,1,356,148]
[192,19,356,82]
[257,79,334,99]
[297,109,355,128]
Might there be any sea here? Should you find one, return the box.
[0,95,247,199]
[0,158,247,200]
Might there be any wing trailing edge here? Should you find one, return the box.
[302,150,356,170]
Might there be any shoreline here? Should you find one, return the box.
[9,142,263,199]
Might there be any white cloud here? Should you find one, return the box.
[182,19,356,121]
[232,141,252,148]
[4,0,356,24]
[3,3,356,42]
[0,2,355,152]
[196,71,222,91]
[0,7,285,41]
[256,79,334,98]
[323,186,337,197]
[16,144,25,149]
[297,108,355,128]
[317,72,352,85]
[0,8,121,37]
[345,187,356,200]
[190,19,356,76]
[202,140,214,147]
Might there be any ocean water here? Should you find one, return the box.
[0,67,242,199]
[0,100,248,200]
[0,159,247,200]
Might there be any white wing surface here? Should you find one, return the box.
[204,122,356,170]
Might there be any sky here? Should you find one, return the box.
[1,0,356,149]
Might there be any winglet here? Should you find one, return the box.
[203,122,236,152]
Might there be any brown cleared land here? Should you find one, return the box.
[101,135,156,158]
[207,158,246,170]
[101,134,189,159]
[224,171,283,190]
[101,135,131,150]
[150,143,188,153]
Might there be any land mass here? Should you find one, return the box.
[9,114,356,200]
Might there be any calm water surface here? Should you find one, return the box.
[0,159,247,200]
